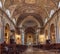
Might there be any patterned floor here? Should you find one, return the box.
[22,46,60,54]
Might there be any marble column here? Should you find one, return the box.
[55,25,58,43]
[48,24,50,40]
[36,28,40,45]
[56,25,60,43]
[0,17,4,44]
[55,7,59,43]
[58,25,60,43]
[55,21,60,43]
[55,10,59,43]
[0,26,2,43]
[20,28,25,45]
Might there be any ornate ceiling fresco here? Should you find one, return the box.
[1,0,60,25]
[25,0,36,4]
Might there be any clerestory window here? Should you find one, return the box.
[0,1,2,8]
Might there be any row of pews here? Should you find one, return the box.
[0,43,60,54]
[0,44,28,54]
[33,43,60,50]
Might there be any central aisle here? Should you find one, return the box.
[22,46,60,54]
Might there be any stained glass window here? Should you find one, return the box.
[49,10,55,18]
[6,9,11,17]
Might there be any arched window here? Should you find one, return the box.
[45,18,47,23]
[58,2,60,8]
[0,1,2,8]
[6,9,11,17]
[49,10,55,18]
[13,18,16,24]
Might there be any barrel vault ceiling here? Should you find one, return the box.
[1,0,60,26]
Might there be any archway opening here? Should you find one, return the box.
[4,23,10,44]
[50,24,56,44]
[17,15,41,45]
[25,27,35,45]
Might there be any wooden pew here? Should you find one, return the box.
[0,44,1,54]
[33,43,60,50]
[16,45,28,53]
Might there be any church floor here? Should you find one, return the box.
[1,45,60,54]
[21,46,60,54]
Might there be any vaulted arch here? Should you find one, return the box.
[16,13,44,27]
[0,8,16,28]
[20,15,41,27]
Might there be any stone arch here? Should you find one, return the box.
[16,13,43,27]
[0,8,15,29]
[20,15,40,27]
